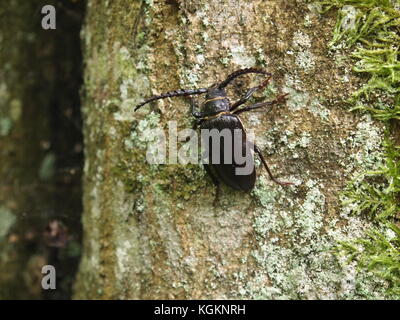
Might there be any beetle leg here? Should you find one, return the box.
[190,97,204,119]
[189,97,204,131]
[203,164,220,186]
[219,68,272,89]
[192,119,203,130]
[233,93,288,115]
[253,144,294,186]
[230,87,259,112]
[230,76,272,112]
[203,164,221,205]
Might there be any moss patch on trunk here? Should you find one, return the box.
[319,0,400,297]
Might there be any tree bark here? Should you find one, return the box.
[74,0,388,299]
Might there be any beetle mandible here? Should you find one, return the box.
[134,68,293,193]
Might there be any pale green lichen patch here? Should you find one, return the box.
[283,75,311,111]
[9,99,21,121]
[256,48,268,67]
[244,172,389,299]
[292,31,316,72]
[339,114,385,175]
[308,99,331,120]
[38,153,56,181]
[0,83,10,109]
[0,206,16,239]
[115,239,135,277]
[0,83,22,136]
[112,181,143,295]
[248,178,333,298]
[295,51,316,71]
[229,44,257,69]
[0,117,12,136]
[125,112,161,152]
[153,190,184,269]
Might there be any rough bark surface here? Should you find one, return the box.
[74,0,388,299]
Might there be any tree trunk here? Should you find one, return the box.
[74,0,388,299]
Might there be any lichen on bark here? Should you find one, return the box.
[74,0,391,299]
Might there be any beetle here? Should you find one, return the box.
[134,68,293,193]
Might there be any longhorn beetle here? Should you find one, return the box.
[135,68,293,193]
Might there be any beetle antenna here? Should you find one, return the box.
[134,88,207,111]
[218,68,272,89]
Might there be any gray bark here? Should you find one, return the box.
[74,0,388,299]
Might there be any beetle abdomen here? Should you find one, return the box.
[200,115,256,191]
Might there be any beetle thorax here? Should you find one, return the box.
[202,88,230,116]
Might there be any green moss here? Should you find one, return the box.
[336,223,400,295]
[342,138,400,220]
[320,0,400,297]
[324,1,400,105]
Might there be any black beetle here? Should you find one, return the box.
[135,68,293,193]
